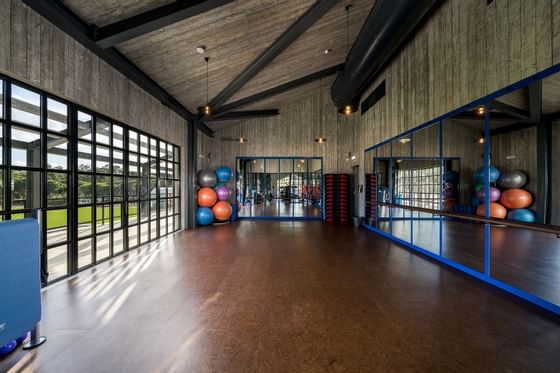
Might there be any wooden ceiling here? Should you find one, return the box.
[62,0,375,113]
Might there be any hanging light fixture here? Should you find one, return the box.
[338,4,357,115]
[201,56,212,116]
[315,78,327,144]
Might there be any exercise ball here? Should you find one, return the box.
[507,209,536,223]
[198,187,218,207]
[215,166,232,182]
[476,203,507,219]
[215,186,231,201]
[500,188,532,209]
[474,183,484,192]
[0,340,17,357]
[474,166,500,183]
[16,333,28,345]
[196,207,214,226]
[212,201,232,221]
[475,187,501,202]
[498,171,527,189]
[197,169,217,187]
[443,170,459,185]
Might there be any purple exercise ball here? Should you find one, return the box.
[476,186,501,202]
[215,186,231,201]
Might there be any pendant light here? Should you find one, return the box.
[202,56,211,116]
[315,78,327,144]
[338,4,357,115]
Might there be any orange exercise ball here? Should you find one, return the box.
[500,188,532,209]
[212,201,232,221]
[476,203,507,219]
[198,187,217,207]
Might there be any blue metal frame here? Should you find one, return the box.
[362,62,560,317]
[235,156,323,221]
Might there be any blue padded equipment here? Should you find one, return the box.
[0,219,42,348]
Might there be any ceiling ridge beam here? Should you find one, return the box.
[206,109,280,122]
[211,63,344,117]
[208,0,342,110]
[93,0,234,48]
[22,0,214,137]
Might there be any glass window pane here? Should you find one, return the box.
[150,219,157,239]
[173,146,179,163]
[96,118,110,145]
[47,245,67,281]
[159,141,166,158]
[47,172,68,208]
[96,145,110,173]
[78,238,92,268]
[96,233,110,261]
[113,203,122,230]
[0,80,3,118]
[128,225,138,248]
[11,85,40,127]
[78,142,92,171]
[77,111,92,140]
[11,126,41,167]
[113,229,124,254]
[140,156,149,177]
[47,98,68,133]
[150,199,158,221]
[11,170,41,210]
[140,178,149,200]
[113,125,123,148]
[78,174,92,205]
[150,158,157,177]
[47,209,68,245]
[150,138,157,157]
[140,200,149,222]
[47,134,68,170]
[113,176,123,202]
[129,153,138,176]
[140,135,148,155]
[78,207,92,237]
[129,130,138,152]
[160,219,167,236]
[166,144,173,161]
[0,169,3,211]
[159,160,166,178]
[96,175,111,204]
[128,178,138,200]
[128,202,138,225]
[140,222,149,244]
[0,123,3,164]
[113,149,123,174]
[159,199,167,218]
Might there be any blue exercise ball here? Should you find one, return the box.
[16,333,28,345]
[473,166,500,183]
[0,340,17,357]
[443,170,459,185]
[196,207,214,226]
[215,166,233,183]
[507,209,536,223]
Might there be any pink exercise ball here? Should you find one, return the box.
[215,186,231,201]
[476,187,501,202]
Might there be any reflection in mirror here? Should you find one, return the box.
[375,142,391,235]
[441,109,485,273]
[390,135,412,244]
[410,123,441,254]
[364,148,375,227]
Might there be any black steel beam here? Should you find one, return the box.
[490,99,532,121]
[208,0,341,110]
[489,122,536,137]
[206,110,279,122]
[211,64,344,117]
[187,119,197,229]
[23,0,214,137]
[93,0,233,48]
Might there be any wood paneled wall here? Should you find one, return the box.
[0,0,189,227]
[204,87,360,174]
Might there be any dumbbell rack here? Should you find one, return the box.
[324,174,351,223]
[365,173,376,225]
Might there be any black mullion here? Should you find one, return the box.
[123,129,129,251]
[109,122,114,257]
[40,94,48,285]
[69,105,78,275]
[5,81,11,220]
[91,116,97,264]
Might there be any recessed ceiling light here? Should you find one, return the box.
[239,137,247,143]
[315,137,327,143]
[196,46,206,54]
[398,138,411,144]
[324,48,332,54]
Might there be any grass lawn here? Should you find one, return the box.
[12,206,138,229]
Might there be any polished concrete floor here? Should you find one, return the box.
[1,222,560,372]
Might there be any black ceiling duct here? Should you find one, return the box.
[331,0,439,109]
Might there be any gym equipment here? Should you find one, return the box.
[215,186,231,201]
[474,182,484,191]
[212,201,233,221]
[0,218,46,350]
[0,340,17,357]
[215,166,233,183]
[507,209,536,223]
[476,203,507,219]
[197,187,218,207]
[500,189,532,209]
[473,166,500,183]
[498,171,527,189]
[196,169,217,187]
[475,187,501,202]
[196,207,214,226]
[443,170,459,184]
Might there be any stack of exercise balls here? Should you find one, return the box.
[195,166,234,226]
[473,167,535,223]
